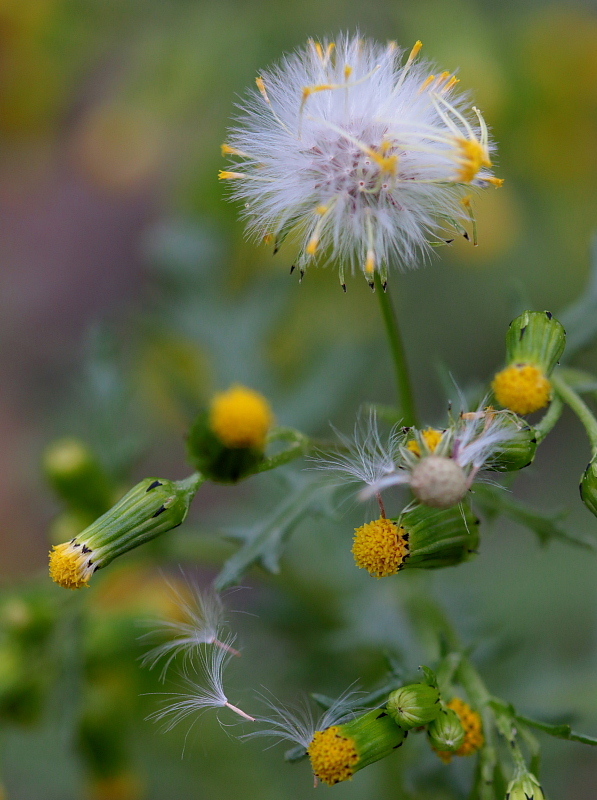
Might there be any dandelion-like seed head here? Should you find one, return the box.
[222,34,500,284]
[49,540,97,589]
[209,385,273,449]
[434,697,484,763]
[492,364,551,415]
[352,517,409,577]
[308,727,359,785]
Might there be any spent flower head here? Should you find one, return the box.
[221,33,501,285]
[141,577,240,680]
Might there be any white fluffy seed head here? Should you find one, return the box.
[410,455,469,509]
[222,34,500,282]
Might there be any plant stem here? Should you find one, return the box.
[534,395,564,444]
[552,370,597,453]
[373,272,418,427]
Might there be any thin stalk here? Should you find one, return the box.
[552,370,597,453]
[373,272,418,427]
[224,702,255,721]
[534,395,564,444]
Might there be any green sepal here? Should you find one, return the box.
[43,438,115,518]
[398,504,480,570]
[488,417,538,472]
[504,311,566,374]
[187,412,263,483]
[427,707,465,752]
[386,683,441,729]
[78,474,202,569]
[338,708,407,772]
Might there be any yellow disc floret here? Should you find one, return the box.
[209,385,273,449]
[435,698,484,763]
[407,427,444,456]
[49,541,95,589]
[352,518,409,578]
[492,364,551,415]
[308,727,359,785]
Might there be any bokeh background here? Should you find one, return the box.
[2,0,597,797]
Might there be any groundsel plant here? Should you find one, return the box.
[146,633,254,731]
[141,579,240,680]
[220,33,502,286]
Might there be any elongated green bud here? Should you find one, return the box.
[308,708,407,785]
[580,456,597,517]
[506,771,545,800]
[352,505,479,578]
[386,683,441,728]
[49,475,202,589]
[43,438,115,517]
[187,385,274,483]
[427,708,465,752]
[493,312,566,416]
[488,417,537,472]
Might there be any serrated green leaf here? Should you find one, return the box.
[214,474,338,590]
[473,484,595,550]
[515,713,597,745]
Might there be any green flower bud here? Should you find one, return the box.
[352,505,480,578]
[187,386,273,483]
[506,771,545,800]
[386,683,441,728]
[580,456,597,517]
[504,311,566,375]
[493,312,566,416]
[308,708,407,785]
[487,417,537,472]
[43,438,115,517]
[427,708,466,753]
[49,474,202,589]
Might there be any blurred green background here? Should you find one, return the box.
[2,0,597,797]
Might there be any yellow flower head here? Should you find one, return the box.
[352,517,409,577]
[49,541,95,589]
[209,385,273,449]
[308,726,359,785]
[492,364,551,415]
[435,697,484,763]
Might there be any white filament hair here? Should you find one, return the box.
[244,687,362,749]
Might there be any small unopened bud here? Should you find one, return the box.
[187,385,274,483]
[49,474,201,589]
[308,708,407,785]
[386,683,441,728]
[352,505,479,578]
[427,708,465,753]
[580,456,597,517]
[493,311,565,416]
[44,438,116,517]
[410,455,468,509]
[506,771,545,800]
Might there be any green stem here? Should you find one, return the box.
[374,272,418,427]
[552,370,597,453]
[533,395,564,444]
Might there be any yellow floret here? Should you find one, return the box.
[209,385,273,449]
[308,727,359,785]
[49,541,94,589]
[435,698,484,763]
[455,137,491,183]
[352,518,409,578]
[492,364,551,415]
[407,427,444,456]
